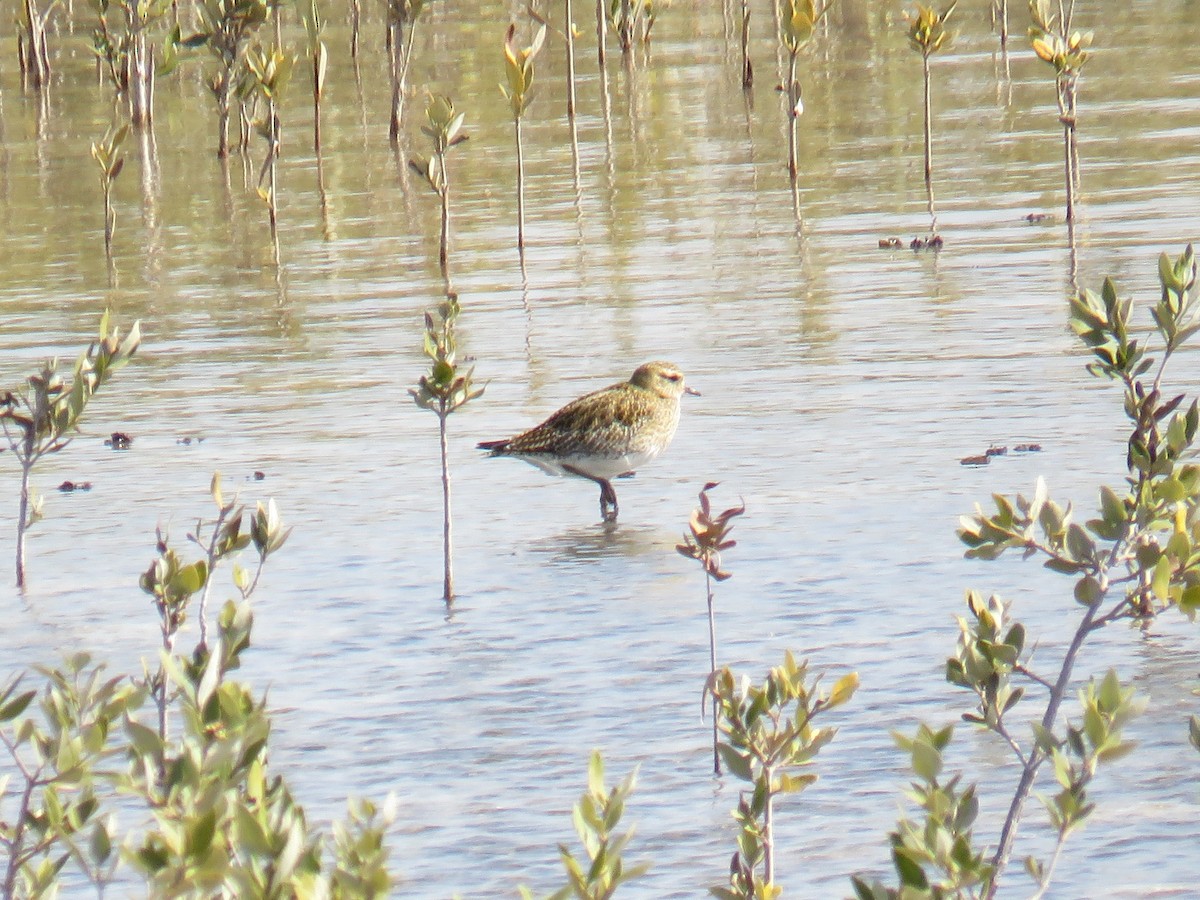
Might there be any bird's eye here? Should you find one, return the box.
[665,373,681,382]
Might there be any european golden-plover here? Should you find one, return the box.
[478,361,698,522]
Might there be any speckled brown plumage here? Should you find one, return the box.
[479,361,698,522]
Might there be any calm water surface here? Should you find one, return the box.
[2,1,1200,896]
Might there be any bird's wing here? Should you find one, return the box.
[507,384,655,455]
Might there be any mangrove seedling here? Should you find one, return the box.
[384,0,431,143]
[409,297,483,605]
[854,246,1200,900]
[1029,0,1091,223]
[0,313,141,588]
[296,0,328,153]
[708,651,858,898]
[677,482,744,774]
[91,121,129,262]
[89,0,172,125]
[778,0,833,182]
[245,43,296,245]
[519,750,648,900]
[17,0,52,89]
[0,654,145,898]
[187,0,270,157]
[1,502,396,897]
[409,94,468,276]
[501,22,547,253]
[607,0,663,49]
[903,1,956,238]
[140,473,290,746]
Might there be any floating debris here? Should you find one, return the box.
[58,480,93,492]
[1024,213,1050,223]
[910,235,944,251]
[176,436,206,445]
[105,432,133,449]
[963,442,1043,465]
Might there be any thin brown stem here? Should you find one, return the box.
[16,455,31,588]
[923,53,938,235]
[986,596,1103,897]
[565,0,577,120]
[786,50,799,181]
[515,117,526,250]
[440,409,453,604]
[762,764,775,885]
[740,0,752,88]
[707,570,719,775]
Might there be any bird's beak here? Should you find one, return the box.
[685,386,701,397]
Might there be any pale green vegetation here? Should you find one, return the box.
[1,483,394,898]
[903,1,956,237]
[677,482,744,774]
[852,245,1200,899]
[410,296,484,606]
[501,22,547,253]
[409,93,468,278]
[0,314,140,588]
[1029,0,1091,223]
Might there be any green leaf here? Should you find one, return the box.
[1073,575,1102,606]
[826,671,859,709]
[718,744,754,781]
[124,716,163,757]
[892,846,929,888]
[0,689,36,722]
[911,737,942,782]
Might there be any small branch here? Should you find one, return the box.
[1029,831,1070,900]
[992,718,1028,768]
[1014,664,1054,691]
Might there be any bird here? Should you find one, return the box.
[478,361,699,523]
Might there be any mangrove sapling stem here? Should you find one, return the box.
[706,569,719,774]
[922,54,939,235]
[440,407,453,603]
[515,118,526,250]
[0,738,42,898]
[595,0,605,68]
[565,0,577,120]
[14,438,34,588]
[740,0,751,88]
[763,763,776,885]
[1029,833,1070,900]
[439,175,450,274]
[986,594,1102,897]
[389,14,420,142]
[786,49,799,181]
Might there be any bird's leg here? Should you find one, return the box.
[564,464,619,522]
[599,479,618,522]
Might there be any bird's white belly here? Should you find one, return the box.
[522,448,659,480]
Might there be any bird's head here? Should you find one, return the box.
[630,361,700,400]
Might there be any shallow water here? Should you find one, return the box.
[2,0,1200,896]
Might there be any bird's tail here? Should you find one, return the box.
[477,439,510,453]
